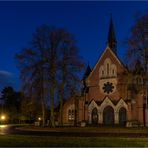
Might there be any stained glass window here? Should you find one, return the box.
[103,82,114,94]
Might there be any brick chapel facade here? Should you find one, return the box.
[62,17,148,127]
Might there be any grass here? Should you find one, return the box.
[19,125,148,133]
[2,125,148,146]
[0,135,147,147]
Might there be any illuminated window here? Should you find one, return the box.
[68,109,75,120]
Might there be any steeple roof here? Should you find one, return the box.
[82,64,91,80]
[107,14,117,53]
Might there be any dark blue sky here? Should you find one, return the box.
[0,1,148,90]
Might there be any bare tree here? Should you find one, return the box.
[125,13,148,105]
[16,25,56,126]
[16,25,83,127]
[125,13,148,72]
[57,29,83,126]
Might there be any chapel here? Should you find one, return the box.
[62,16,148,127]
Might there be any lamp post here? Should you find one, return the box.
[38,117,41,126]
[0,115,6,124]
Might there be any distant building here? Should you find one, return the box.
[62,16,148,127]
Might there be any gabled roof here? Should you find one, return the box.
[87,46,128,79]
[101,95,121,106]
[88,96,126,106]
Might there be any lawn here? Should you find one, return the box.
[0,135,147,147]
[18,125,148,133]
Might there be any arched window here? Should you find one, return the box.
[119,107,126,126]
[91,108,98,124]
[111,64,117,77]
[100,58,117,78]
[102,70,104,76]
[103,58,112,77]
[68,110,71,120]
[112,69,114,75]
[103,106,114,125]
[99,66,104,78]
[107,63,110,76]
[68,109,75,120]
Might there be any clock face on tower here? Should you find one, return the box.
[102,82,114,94]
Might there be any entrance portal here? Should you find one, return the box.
[91,108,98,124]
[119,107,126,126]
[103,106,114,125]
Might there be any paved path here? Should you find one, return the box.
[1,125,148,137]
[13,130,148,137]
[13,127,148,137]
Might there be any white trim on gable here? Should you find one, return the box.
[88,100,99,124]
[88,100,99,112]
[100,96,115,112]
[115,99,128,112]
[88,45,127,80]
[87,97,128,124]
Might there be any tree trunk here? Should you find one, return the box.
[59,62,66,126]
[50,88,55,127]
[41,99,45,127]
[59,83,64,126]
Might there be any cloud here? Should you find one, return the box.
[0,70,13,77]
[0,70,17,91]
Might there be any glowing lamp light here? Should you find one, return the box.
[0,125,6,128]
[38,117,41,121]
[1,115,6,120]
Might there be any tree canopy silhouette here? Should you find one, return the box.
[16,25,83,127]
[1,86,21,123]
[125,13,148,101]
[125,13,148,72]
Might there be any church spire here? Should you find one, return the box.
[82,64,91,80]
[107,14,117,53]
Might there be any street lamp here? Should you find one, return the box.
[1,115,5,120]
[38,117,41,121]
[37,117,41,126]
[0,115,6,124]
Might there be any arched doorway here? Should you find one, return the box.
[103,106,114,125]
[119,107,126,126]
[91,108,98,125]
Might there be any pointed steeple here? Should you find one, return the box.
[82,64,91,80]
[81,64,91,95]
[107,14,117,53]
